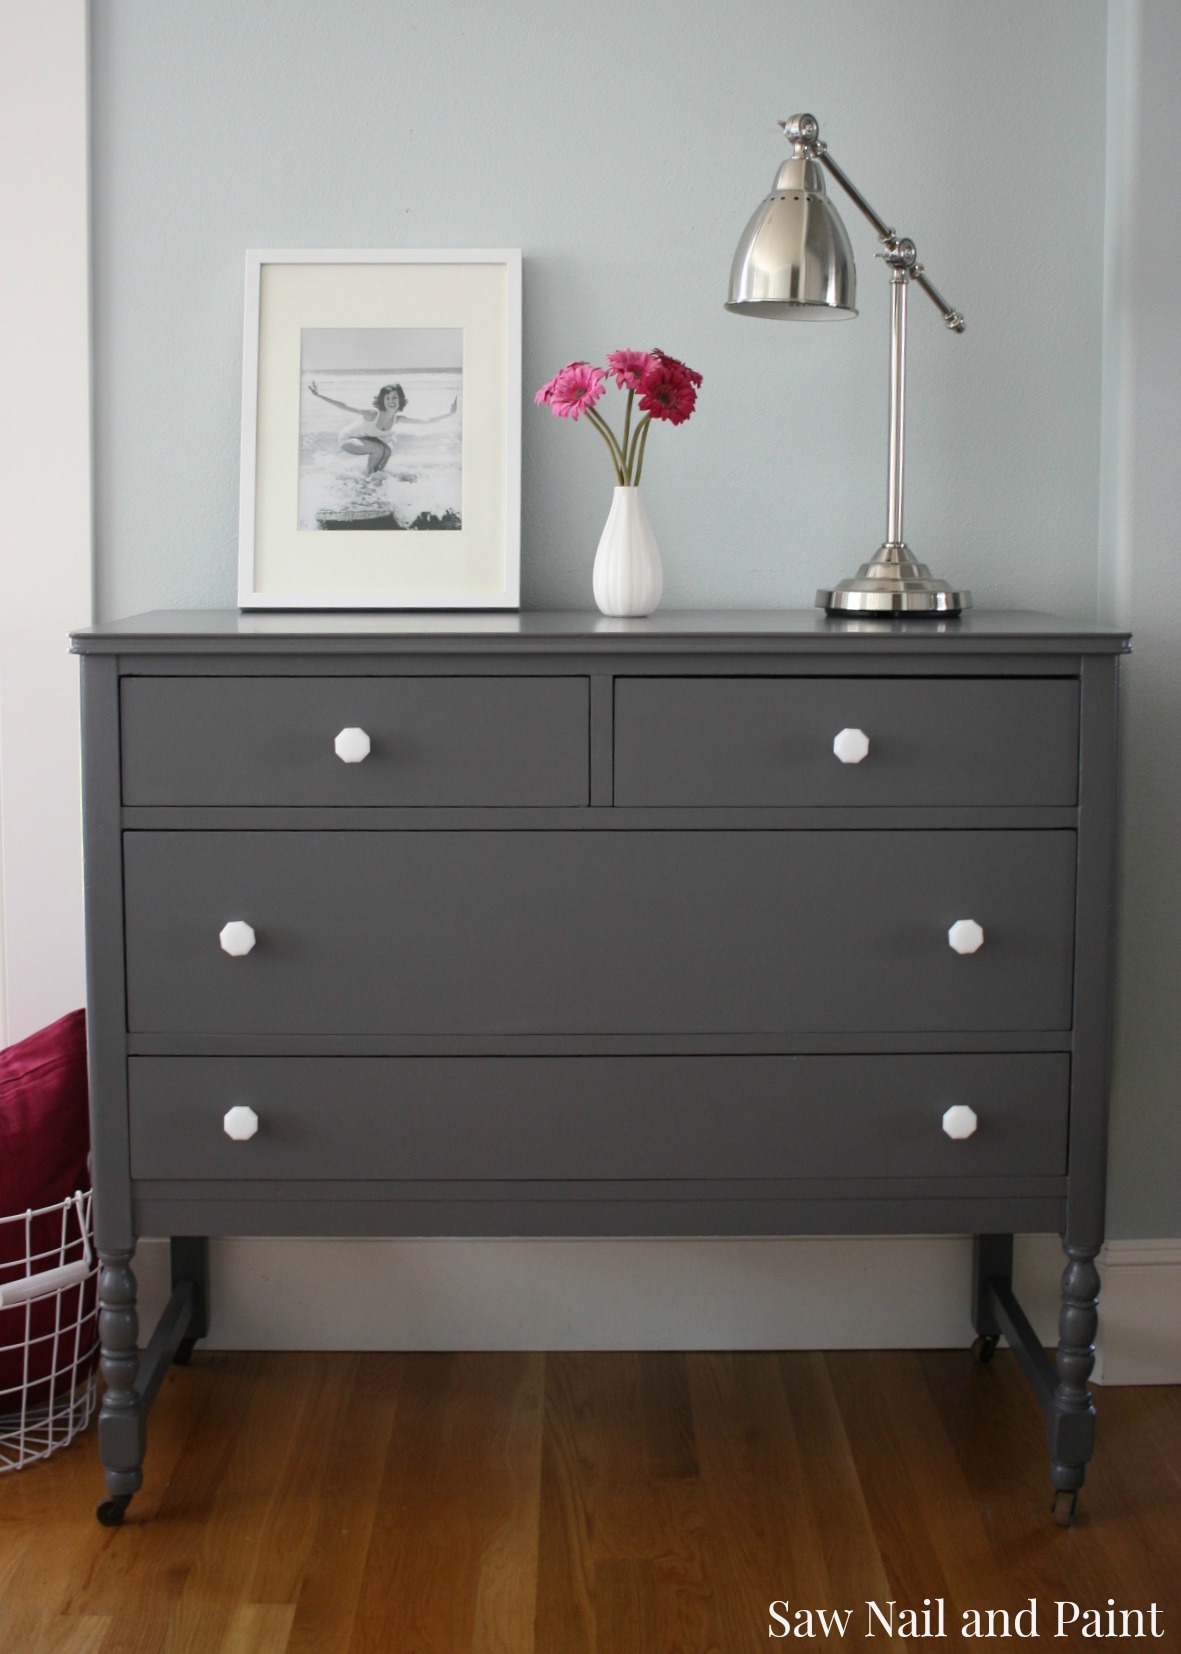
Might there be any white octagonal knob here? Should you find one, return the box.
[335,727,371,764]
[219,920,256,957]
[942,1104,979,1140]
[833,727,870,765]
[223,1104,259,1141]
[947,918,985,955]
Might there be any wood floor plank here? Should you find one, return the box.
[0,1608,111,1654]
[285,1354,402,1654]
[585,1351,659,1566]
[533,1353,596,1654]
[774,1352,894,1614]
[347,1352,542,1654]
[648,1473,719,1654]
[245,1353,358,1607]
[40,1614,112,1654]
[688,1351,830,1649]
[160,1353,325,1654]
[218,1603,295,1654]
[593,1558,658,1654]
[824,1351,967,1621]
[639,1352,699,1483]
[469,1351,545,1654]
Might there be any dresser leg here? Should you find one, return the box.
[170,1237,210,1365]
[970,1233,1013,1363]
[96,1249,144,1525]
[1048,1242,1101,1526]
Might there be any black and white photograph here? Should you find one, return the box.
[298,326,463,532]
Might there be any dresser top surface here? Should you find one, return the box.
[71,609,1131,657]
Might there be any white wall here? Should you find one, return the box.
[0,0,91,1044]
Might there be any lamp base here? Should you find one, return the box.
[816,542,971,617]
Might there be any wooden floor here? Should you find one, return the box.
[0,1351,1179,1652]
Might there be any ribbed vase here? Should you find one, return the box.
[592,487,663,618]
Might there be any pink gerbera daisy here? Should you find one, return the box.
[548,362,607,420]
[653,348,703,389]
[606,349,658,392]
[638,359,698,425]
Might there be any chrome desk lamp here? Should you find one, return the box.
[726,113,970,616]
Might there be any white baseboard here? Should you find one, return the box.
[131,1235,1181,1382]
[1094,1240,1181,1384]
[133,1234,1068,1358]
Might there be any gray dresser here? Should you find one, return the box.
[71,609,1129,1526]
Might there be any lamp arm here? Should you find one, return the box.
[818,147,965,331]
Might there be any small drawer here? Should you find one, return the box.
[120,676,589,806]
[128,1053,1069,1182]
[613,677,1079,807]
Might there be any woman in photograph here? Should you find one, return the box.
[307,380,458,475]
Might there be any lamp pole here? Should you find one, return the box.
[790,117,969,614]
[787,117,966,572]
[886,253,909,552]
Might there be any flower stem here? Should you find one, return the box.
[584,406,624,484]
[621,390,634,485]
[625,412,644,478]
[633,415,653,485]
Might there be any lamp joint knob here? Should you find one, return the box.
[780,113,820,149]
[880,237,918,270]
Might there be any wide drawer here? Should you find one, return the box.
[123,830,1076,1035]
[120,676,589,806]
[613,677,1080,806]
[127,1054,1070,1181]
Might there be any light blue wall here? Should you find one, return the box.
[95,3,1181,1242]
[90,0,1107,619]
[1099,0,1181,1237]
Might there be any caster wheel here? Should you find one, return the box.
[971,1334,999,1365]
[1051,1489,1078,1528]
[96,1496,130,1528]
[173,1337,198,1367]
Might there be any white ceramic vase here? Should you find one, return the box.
[592,486,663,617]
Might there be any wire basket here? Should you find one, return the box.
[0,1190,99,1471]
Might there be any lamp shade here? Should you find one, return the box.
[725,152,857,319]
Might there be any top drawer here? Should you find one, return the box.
[613,677,1079,807]
[120,676,589,806]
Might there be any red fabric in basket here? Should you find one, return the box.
[0,1010,94,1411]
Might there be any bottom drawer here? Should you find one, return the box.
[128,1054,1069,1182]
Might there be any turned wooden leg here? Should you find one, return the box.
[1048,1243,1101,1525]
[96,1249,143,1525]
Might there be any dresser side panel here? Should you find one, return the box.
[81,654,134,1251]
[1066,653,1121,1248]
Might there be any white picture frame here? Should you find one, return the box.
[238,248,521,609]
